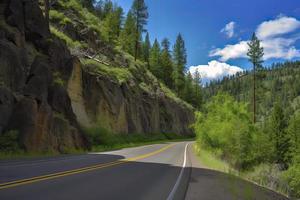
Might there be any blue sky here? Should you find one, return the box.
[115,0,300,82]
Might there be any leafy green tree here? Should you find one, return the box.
[131,0,148,60]
[119,11,136,55]
[160,38,174,88]
[142,32,151,65]
[149,39,161,79]
[173,33,187,97]
[194,93,255,170]
[247,33,264,123]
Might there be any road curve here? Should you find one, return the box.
[0,142,190,200]
[0,142,289,200]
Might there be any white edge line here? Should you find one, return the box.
[167,142,190,200]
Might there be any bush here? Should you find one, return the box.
[194,93,256,170]
[282,164,300,198]
[0,130,20,152]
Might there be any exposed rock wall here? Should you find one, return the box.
[67,62,194,136]
[0,0,87,152]
[0,0,194,153]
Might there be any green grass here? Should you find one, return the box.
[84,126,193,152]
[49,10,72,25]
[194,143,290,198]
[50,26,86,49]
[57,0,103,36]
[81,59,133,84]
[194,143,232,173]
[160,82,194,110]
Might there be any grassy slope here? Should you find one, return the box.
[193,144,290,197]
[49,0,192,110]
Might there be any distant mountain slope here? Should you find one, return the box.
[203,61,300,120]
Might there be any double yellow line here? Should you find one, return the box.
[0,144,175,190]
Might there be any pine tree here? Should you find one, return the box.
[119,11,136,55]
[270,103,290,167]
[149,39,161,79]
[143,32,151,65]
[131,0,148,60]
[247,33,264,123]
[183,72,194,103]
[102,5,123,43]
[160,38,174,88]
[193,70,203,109]
[173,33,187,97]
[79,0,95,10]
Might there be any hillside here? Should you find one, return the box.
[0,0,194,153]
[203,61,300,121]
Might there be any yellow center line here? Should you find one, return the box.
[0,143,176,190]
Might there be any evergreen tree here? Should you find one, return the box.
[160,38,174,88]
[119,11,136,55]
[131,0,148,60]
[149,39,161,79]
[247,33,264,123]
[102,5,123,43]
[192,70,203,109]
[183,72,194,103]
[79,0,95,10]
[173,33,187,97]
[143,32,151,65]
[269,103,290,167]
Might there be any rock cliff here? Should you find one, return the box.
[0,0,194,153]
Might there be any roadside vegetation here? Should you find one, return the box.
[194,34,300,198]
[85,126,192,152]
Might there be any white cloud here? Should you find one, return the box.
[221,21,236,38]
[209,41,249,61]
[189,60,243,83]
[210,16,300,61]
[256,16,300,39]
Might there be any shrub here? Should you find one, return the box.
[194,93,256,170]
[282,164,300,198]
[0,130,20,152]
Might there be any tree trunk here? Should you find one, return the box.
[253,64,256,123]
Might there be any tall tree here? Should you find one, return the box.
[149,39,161,79]
[173,33,187,97]
[119,11,136,55]
[143,32,151,65]
[131,0,148,61]
[102,5,123,43]
[160,38,174,88]
[79,0,95,10]
[269,103,290,167]
[247,33,264,123]
[193,70,203,109]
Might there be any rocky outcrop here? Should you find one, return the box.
[0,0,87,152]
[67,62,194,136]
[0,0,194,153]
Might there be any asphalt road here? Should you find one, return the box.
[0,142,290,200]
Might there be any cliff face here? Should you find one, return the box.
[0,0,194,153]
[0,0,87,152]
[67,60,194,135]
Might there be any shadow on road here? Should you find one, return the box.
[0,153,290,200]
